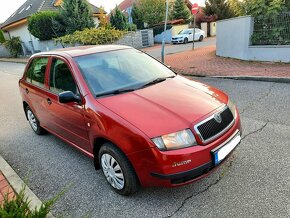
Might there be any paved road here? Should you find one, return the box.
[144,37,216,58]
[0,62,289,217]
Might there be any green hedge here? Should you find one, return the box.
[55,27,125,45]
[28,11,62,40]
[252,13,290,45]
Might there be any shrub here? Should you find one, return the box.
[0,184,61,217]
[55,27,124,45]
[28,11,62,40]
[0,30,5,44]
[126,23,137,31]
[4,37,22,58]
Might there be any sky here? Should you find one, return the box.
[0,0,206,23]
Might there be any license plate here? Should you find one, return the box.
[213,132,241,166]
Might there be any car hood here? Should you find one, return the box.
[98,76,228,138]
[173,34,185,38]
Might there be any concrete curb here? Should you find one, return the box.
[210,76,290,83]
[0,155,54,218]
[0,59,28,64]
[182,74,290,84]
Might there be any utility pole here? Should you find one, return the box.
[191,3,199,50]
[161,0,169,63]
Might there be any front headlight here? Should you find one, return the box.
[152,129,197,151]
[227,98,237,118]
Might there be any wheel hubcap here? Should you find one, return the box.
[27,110,37,131]
[101,154,125,190]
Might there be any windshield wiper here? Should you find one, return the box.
[139,76,176,89]
[96,87,136,97]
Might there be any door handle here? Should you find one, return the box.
[47,98,52,105]
[25,88,29,94]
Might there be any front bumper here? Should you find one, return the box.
[172,39,183,43]
[127,111,242,187]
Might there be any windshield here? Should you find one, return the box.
[74,49,176,97]
[179,29,192,34]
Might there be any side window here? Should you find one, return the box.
[49,59,78,94]
[26,58,49,88]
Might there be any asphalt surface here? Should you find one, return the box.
[145,37,216,58]
[0,62,289,217]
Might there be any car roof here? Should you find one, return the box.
[31,45,133,58]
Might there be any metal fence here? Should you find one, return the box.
[251,12,290,45]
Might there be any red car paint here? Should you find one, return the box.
[19,45,241,188]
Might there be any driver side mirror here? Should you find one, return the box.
[59,91,81,104]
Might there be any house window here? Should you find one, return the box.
[26,4,32,11]
[18,7,25,14]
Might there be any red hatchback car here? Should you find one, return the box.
[19,45,242,195]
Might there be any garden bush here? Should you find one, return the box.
[0,184,61,218]
[55,27,124,45]
[4,37,22,57]
[28,11,63,40]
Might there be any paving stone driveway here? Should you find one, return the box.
[164,45,290,78]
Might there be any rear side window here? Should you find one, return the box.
[26,57,49,88]
[49,59,78,94]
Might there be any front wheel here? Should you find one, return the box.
[183,38,188,44]
[199,35,204,42]
[26,106,46,135]
[99,142,139,196]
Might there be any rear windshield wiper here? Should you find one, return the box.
[139,76,176,89]
[96,87,136,98]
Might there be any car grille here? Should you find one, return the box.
[195,106,234,143]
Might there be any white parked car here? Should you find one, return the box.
[172,28,205,44]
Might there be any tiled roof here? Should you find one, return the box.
[1,0,103,29]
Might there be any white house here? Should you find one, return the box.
[0,0,104,54]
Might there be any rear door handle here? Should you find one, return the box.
[47,98,52,105]
[25,88,29,94]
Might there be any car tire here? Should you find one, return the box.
[199,35,204,42]
[25,106,46,135]
[183,38,188,44]
[99,142,139,196]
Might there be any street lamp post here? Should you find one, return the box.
[161,0,169,63]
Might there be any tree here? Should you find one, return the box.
[172,0,191,22]
[28,11,62,40]
[243,0,285,16]
[203,0,235,20]
[139,0,166,27]
[98,7,108,27]
[131,3,144,29]
[228,0,245,16]
[0,30,5,43]
[58,0,95,34]
[110,7,127,30]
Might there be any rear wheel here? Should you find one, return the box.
[183,38,188,44]
[199,35,204,42]
[26,106,46,135]
[99,142,139,196]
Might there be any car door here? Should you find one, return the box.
[23,57,50,126]
[194,29,201,41]
[45,57,91,152]
[189,30,194,42]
